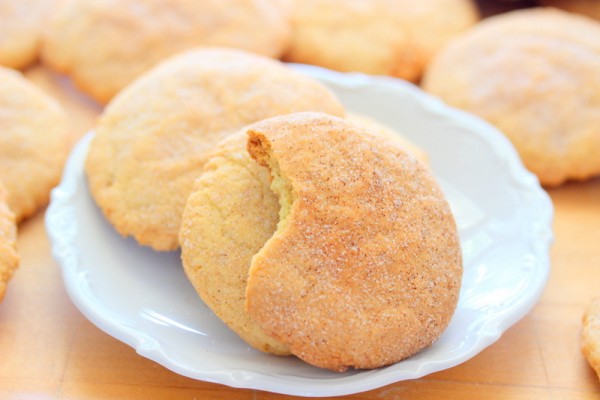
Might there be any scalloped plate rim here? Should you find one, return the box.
[46,64,553,397]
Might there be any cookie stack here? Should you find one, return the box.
[82,47,463,371]
[183,112,461,371]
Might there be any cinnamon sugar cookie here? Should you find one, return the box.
[540,0,600,20]
[582,297,600,380]
[243,112,461,371]
[86,48,344,251]
[422,8,600,187]
[284,0,478,82]
[179,114,422,355]
[42,0,292,103]
[0,182,19,302]
[0,67,70,222]
[0,0,53,69]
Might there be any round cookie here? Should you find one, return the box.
[540,0,600,20]
[180,131,288,355]
[0,66,70,222]
[179,114,423,355]
[0,181,19,302]
[0,0,53,69]
[582,297,600,381]
[245,112,462,371]
[283,0,478,82]
[86,48,345,251]
[42,0,292,103]
[422,8,600,187]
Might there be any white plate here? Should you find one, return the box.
[46,65,553,397]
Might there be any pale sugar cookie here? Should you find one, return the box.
[86,48,344,251]
[42,0,292,103]
[180,130,288,355]
[0,66,70,222]
[179,113,422,355]
[284,0,478,82]
[0,0,53,69]
[422,8,600,186]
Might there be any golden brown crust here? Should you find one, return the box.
[0,181,19,302]
[245,112,462,371]
[284,0,478,82]
[582,297,600,381]
[422,8,600,187]
[86,48,345,251]
[0,66,70,222]
[42,0,292,103]
[0,0,53,69]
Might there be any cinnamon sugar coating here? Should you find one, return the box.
[246,112,462,371]
[423,8,600,186]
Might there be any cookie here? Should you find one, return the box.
[540,0,600,20]
[0,0,53,69]
[582,297,600,380]
[179,113,423,355]
[422,8,600,187]
[86,48,345,251]
[283,0,478,82]
[42,0,292,103]
[180,130,289,355]
[0,181,19,302]
[0,66,70,222]
[244,112,462,371]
